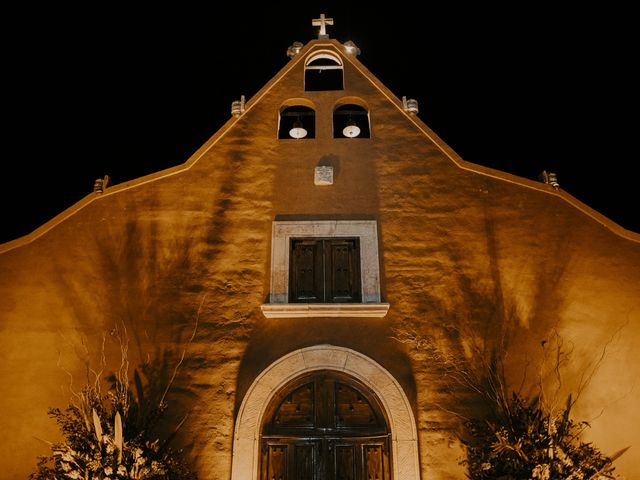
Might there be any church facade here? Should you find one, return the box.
[1,18,639,479]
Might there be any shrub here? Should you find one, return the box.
[463,392,625,480]
[30,364,196,480]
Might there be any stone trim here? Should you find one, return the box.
[230,345,421,480]
[260,302,390,318]
[268,220,382,304]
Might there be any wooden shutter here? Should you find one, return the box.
[290,239,324,303]
[326,239,361,303]
[289,238,361,303]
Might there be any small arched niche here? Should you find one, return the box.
[278,105,316,139]
[334,103,370,138]
[304,51,344,91]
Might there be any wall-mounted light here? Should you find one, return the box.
[289,117,308,139]
[342,117,361,138]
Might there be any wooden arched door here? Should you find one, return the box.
[260,370,392,480]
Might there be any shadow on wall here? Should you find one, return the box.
[49,197,205,355]
[394,207,621,426]
[45,181,265,473]
[44,197,210,462]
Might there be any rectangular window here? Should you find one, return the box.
[289,238,361,303]
[260,220,389,317]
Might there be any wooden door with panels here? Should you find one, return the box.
[261,370,392,480]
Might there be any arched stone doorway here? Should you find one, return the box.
[261,370,390,479]
[231,345,420,480]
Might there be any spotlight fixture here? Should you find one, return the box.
[342,118,361,138]
[289,118,308,139]
[287,41,303,58]
[343,40,361,56]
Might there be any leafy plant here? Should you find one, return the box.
[462,391,628,479]
[31,334,197,480]
[31,363,196,480]
[394,328,629,480]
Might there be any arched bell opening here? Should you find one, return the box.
[305,51,344,91]
[333,104,370,139]
[278,105,316,139]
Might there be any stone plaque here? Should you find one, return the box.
[314,166,333,185]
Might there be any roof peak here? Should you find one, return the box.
[283,15,361,58]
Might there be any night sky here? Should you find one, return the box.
[2,3,637,244]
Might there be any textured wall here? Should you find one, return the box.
[1,40,638,479]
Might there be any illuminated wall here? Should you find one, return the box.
[1,39,638,479]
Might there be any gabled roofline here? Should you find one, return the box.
[1,40,638,253]
[333,40,640,243]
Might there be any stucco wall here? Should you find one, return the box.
[1,40,638,478]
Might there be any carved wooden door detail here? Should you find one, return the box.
[260,371,391,480]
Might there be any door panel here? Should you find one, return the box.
[264,443,288,480]
[262,437,390,480]
[294,443,316,480]
[363,444,386,480]
[330,439,390,480]
[334,381,380,429]
[274,382,315,428]
[262,440,320,480]
[334,444,356,480]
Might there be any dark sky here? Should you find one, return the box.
[2,3,638,244]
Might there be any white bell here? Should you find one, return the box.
[289,118,308,139]
[342,118,360,138]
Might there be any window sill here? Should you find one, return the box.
[260,303,390,318]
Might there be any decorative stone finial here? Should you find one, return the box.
[312,14,334,39]
[231,95,246,117]
[93,175,110,194]
[402,96,419,114]
[539,170,560,189]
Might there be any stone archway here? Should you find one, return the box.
[231,345,421,480]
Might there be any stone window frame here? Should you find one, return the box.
[260,220,389,318]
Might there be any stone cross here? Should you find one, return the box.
[312,14,334,38]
